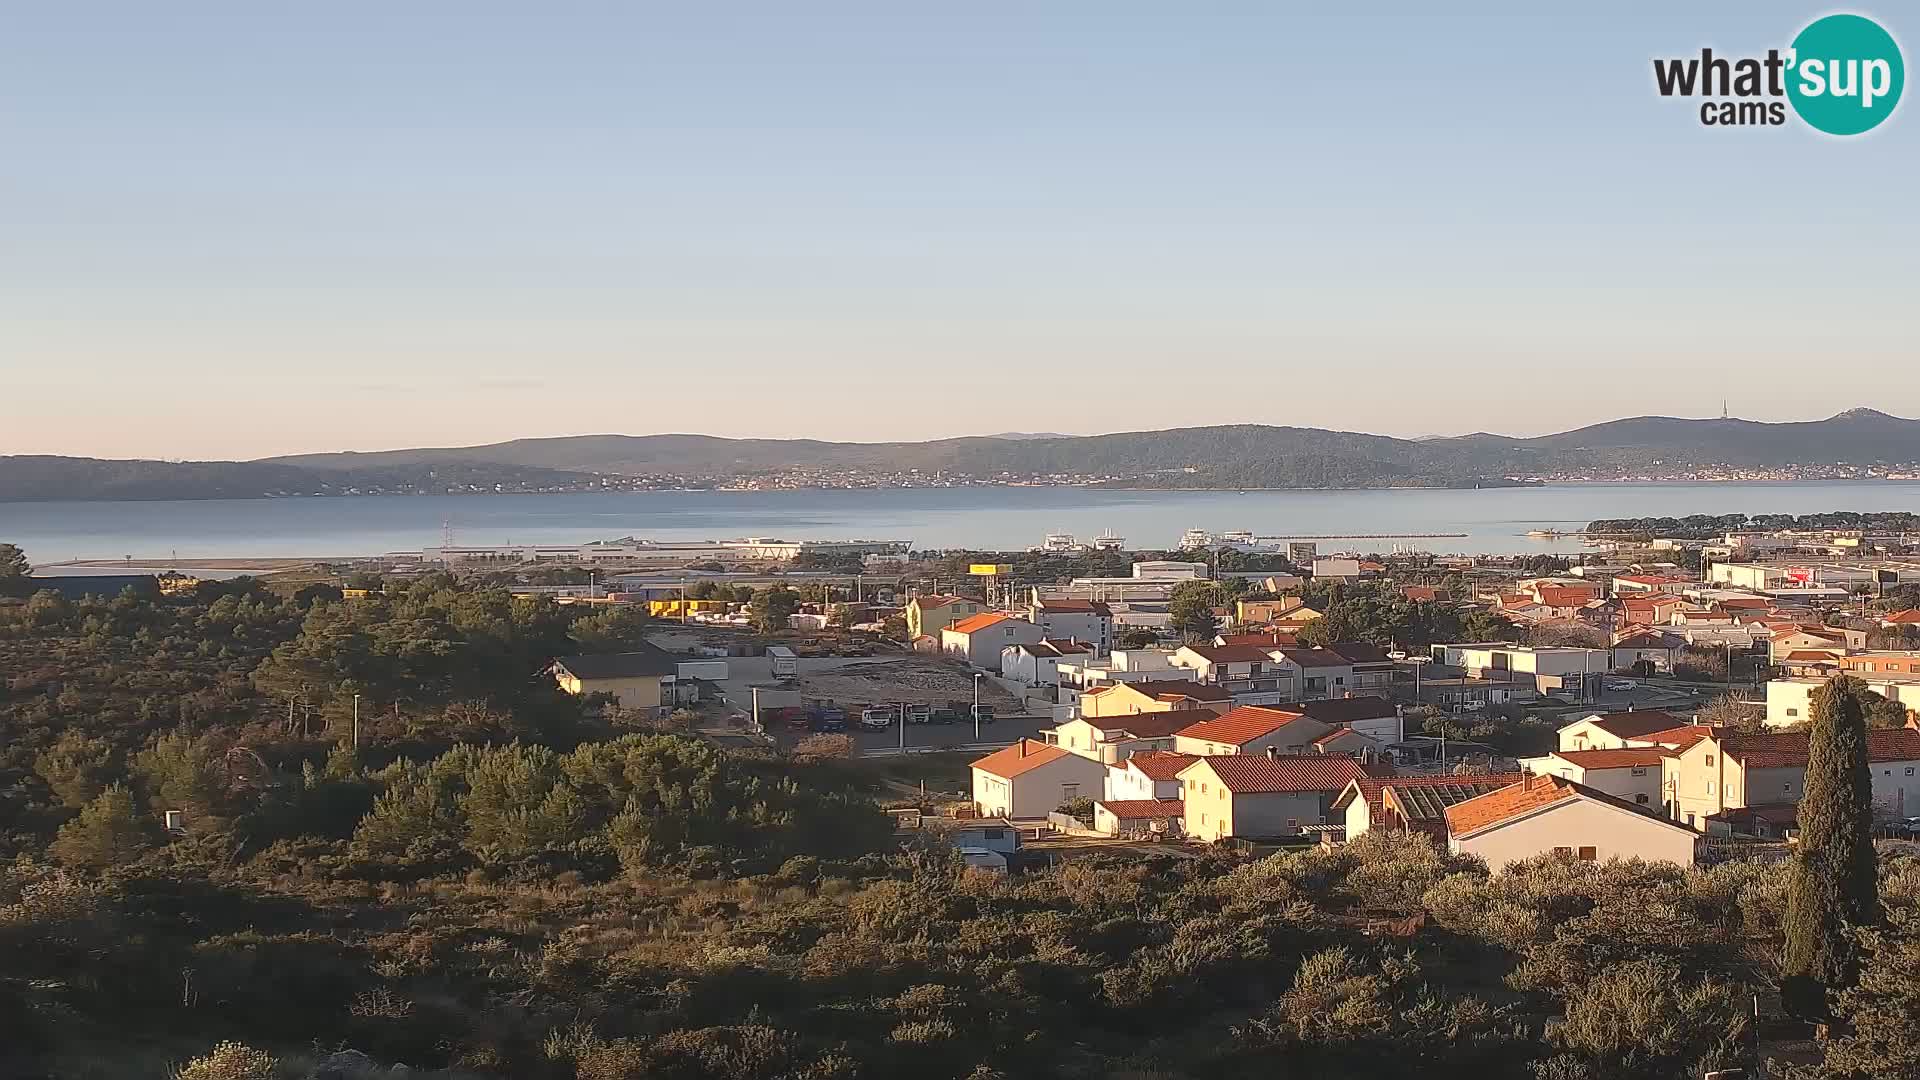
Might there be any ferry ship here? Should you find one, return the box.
[1090,530,1126,551]
[1179,528,1214,549]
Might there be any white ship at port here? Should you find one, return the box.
[1033,532,1081,553]
[1091,530,1126,551]
[1179,528,1213,549]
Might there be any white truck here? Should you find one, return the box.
[766,646,798,680]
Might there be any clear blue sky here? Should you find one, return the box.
[3,2,1913,459]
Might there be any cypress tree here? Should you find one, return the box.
[1782,675,1881,1019]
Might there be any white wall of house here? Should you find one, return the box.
[1527,757,1663,808]
[1452,798,1697,873]
[1034,610,1112,655]
[1557,716,1641,752]
[1104,762,1181,802]
[972,755,1109,819]
[944,619,1046,669]
[1344,795,1377,839]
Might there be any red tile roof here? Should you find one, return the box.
[910,594,967,608]
[1636,724,1722,750]
[1218,631,1300,647]
[1884,609,1920,624]
[1720,728,1920,769]
[1402,586,1440,602]
[948,611,1018,635]
[1583,710,1683,739]
[1036,598,1113,615]
[1123,750,1198,780]
[1096,798,1185,820]
[1189,754,1379,794]
[1445,773,1691,838]
[1444,773,1583,835]
[1782,649,1843,662]
[970,739,1074,779]
[1174,705,1308,745]
[1548,747,1673,769]
[1083,708,1222,738]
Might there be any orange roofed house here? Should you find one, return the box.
[941,611,1045,669]
[1444,774,1698,873]
[970,739,1109,819]
[1178,754,1383,842]
[1333,773,1527,841]
[1077,679,1232,718]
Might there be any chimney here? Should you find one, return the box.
[1020,739,1032,757]
[1266,745,1279,759]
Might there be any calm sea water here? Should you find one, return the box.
[5,482,1920,565]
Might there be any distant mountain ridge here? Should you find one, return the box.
[5,410,1918,501]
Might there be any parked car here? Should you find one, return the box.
[859,706,895,730]
[1457,701,1487,713]
[971,704,996,725]
[905,703,933,725]
[929,706,961,726]
[1604,678,1638,692]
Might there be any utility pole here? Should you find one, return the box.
[352,693,361,751]
[973,673,983,741]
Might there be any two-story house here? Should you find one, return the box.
[1029,598,1114,656]
[1077,679,1232,718]
[1178,754,1379,842]
[907,594,984,639]
[1663,725,1920,829]
[1050,708,1221,764]
[1170,644,1296,705]
[942,612,1045,669]
[1171,705,1332,757]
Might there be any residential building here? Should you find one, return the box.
[1173,706,1333,757]
[1431,643,1609,695]
[1103,750,1196,802]
[1556,710,1686,752]
[1051,709,1220,764]
[1000,639,1094,687]
[1311,557,1362,581]
[551,645,682,715]
[1445,774,1698,873]
[1029,598,1114,655]
[1178,755,1378,842]
[1296,696,1404,744]
[906,594,984,639]
[1078,679,1232,718]
[1333,774,1526,841]
[942,612,1045,669]
[1662,725,1920,827]
[1054,648,1185,690]
[970,739,1109,819]
[1610,629,1682,674]
[1519,748,1671,809]
[1170,644,1296,705]
[1276,647,1357,700]
[1767,676,1920,728]
[1327,641,1395,693]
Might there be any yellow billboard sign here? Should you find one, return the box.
[969,563,1012,576]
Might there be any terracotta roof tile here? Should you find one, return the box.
[1174,705,1308,745]
[1114,679,1230,702]
[1096,798,1185,820]
[1123,750,1199,780]
[1082,709,1222,738]
[1277,647,1353,669]
[970,739,1073,779]
[948,611,1019,635]
[1186,754,1380,794]
[1443,774,1582,835]
[1585,710,1683,739]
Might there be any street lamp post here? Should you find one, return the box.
[973,672,983,741]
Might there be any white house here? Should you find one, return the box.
[1103,750,1195,802]
[1518,747,1671,810]
[1051,709,1218,764]
[1332,774,1526,842]
[1767,676,1920,729]
[1297,696,1404,744]
[1555,710,1685,752]
[942,612,1046,669]
[1000,639,1094,687]
[1178,754,1374,843]
[970,739,1109,819]
[1444,774,1698,873]
[1029,598,1114,656]
[1170,644,1297,706]
[1171,705,1333,757]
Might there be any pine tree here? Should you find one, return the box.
[1782,675,1881,1019]
[50,783,159,868]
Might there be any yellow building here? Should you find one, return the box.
[1078,679,1231,718]
[906,594,983,640]
[551,646,681,716]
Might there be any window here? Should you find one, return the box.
[1706,781,1714,794]
[1786,708,1799,717]
[1631,766,1647,776]
[1218,789,1225,801]
[1554,846,1573,855]
[1061,784,1079,801]
[1635,794,1649,804]
[984,828,1005,840]
[1784,782,1793,792]
[1578,846,1598,862]
[1286,818,1299,830]
[1704,754,1715,766]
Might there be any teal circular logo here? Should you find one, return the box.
[1786,14,1904,135]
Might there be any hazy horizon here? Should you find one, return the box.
[6,3,1915,459]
